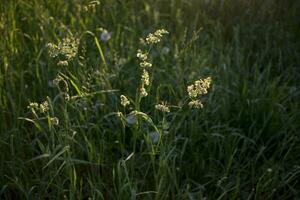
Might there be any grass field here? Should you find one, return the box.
[1,0,300,199]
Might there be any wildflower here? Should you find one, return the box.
[149,131,160,144]
[116,111,123,118]
[39,101,49,113]
[155,102,170,113]
[57,60,69,67]
[64,94,70,101]
[125,111,137,125]
[188,100,203,109]
[53,75,63,87]
[137,49,148,61]
[47,36,79,64]
[100,29,112,41]
[46,43,58,58]
[83,1,100,11]
[53,75,69,92]
[28,102,39,110]
[141,69,150,86]
[187,77,212,98]
[140,87,148,97]
[120,95,130,107]
[194,77,212,95]
[146,33,159,44]
[50,117,59,126]
[140,61,152,68]
[146,29,169,44]
[59,37,79,60]
[154,29,169,37]
[187,85,198,98]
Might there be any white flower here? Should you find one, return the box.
[57,60,69,67]
[28,102,39,110]
[125,112,137,125]
[140,87,148,97]
[155,102,170,113]
[140,61,152,68]
[149,131,160,144]
[120,95,130,107]
[39,101,49,113]
[141,69,150,86]
[187,77,212,98]
[50,117,59,126]
[100,30,112,41]
[146,29,169,44]
[188,100,203,109]
[137,49,148,61]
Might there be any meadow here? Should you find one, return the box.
[1,0,300,199]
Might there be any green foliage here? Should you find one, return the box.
[1,0,300,199]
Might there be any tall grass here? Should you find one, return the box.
[1,0,300,199]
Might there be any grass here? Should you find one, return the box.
[1,0,300,199]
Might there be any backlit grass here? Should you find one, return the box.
[1,0,300,199]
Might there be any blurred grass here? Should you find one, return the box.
[1,0,300,199]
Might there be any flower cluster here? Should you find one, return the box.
[155,102,170,113]
[53,75,63,87]
[188,100,203,109]
[140,87,148,97]
[187,77,212,109]
[141,69,150,86]
[136,49,151,97]
[136,29,169,99]
[120,95,130,107]
[137,49,148,61]
[100,29,112,42]
[50,117,59,126]
[187,77,212,98]
[146,29,169,44]
[53,74,69,93]
[28,100,49,113]
[28,100,59,126]
[83,1,100,12]
[47,36,79,66]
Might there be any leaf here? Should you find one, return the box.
[43,146,70,170]
[25,153,50,164]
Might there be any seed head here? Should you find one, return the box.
[187,77,212,98]
[155,102,170,113]
[187,85,198,98]
[140,61,152,68]
[39,101,49,113]
[146,29,169,44]
[50,117,59,126]
[53,75,63,87]
[137,49,148,61]
[140,87,148,97]
[47,36,79,65]
[120,95,130,107]
[141,69,150,86]
[28,102,39,110]
[57,60,69,67]
[188,100,203,109]
[53,75,69,92]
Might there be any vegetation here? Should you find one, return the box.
[1,0,300,199]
